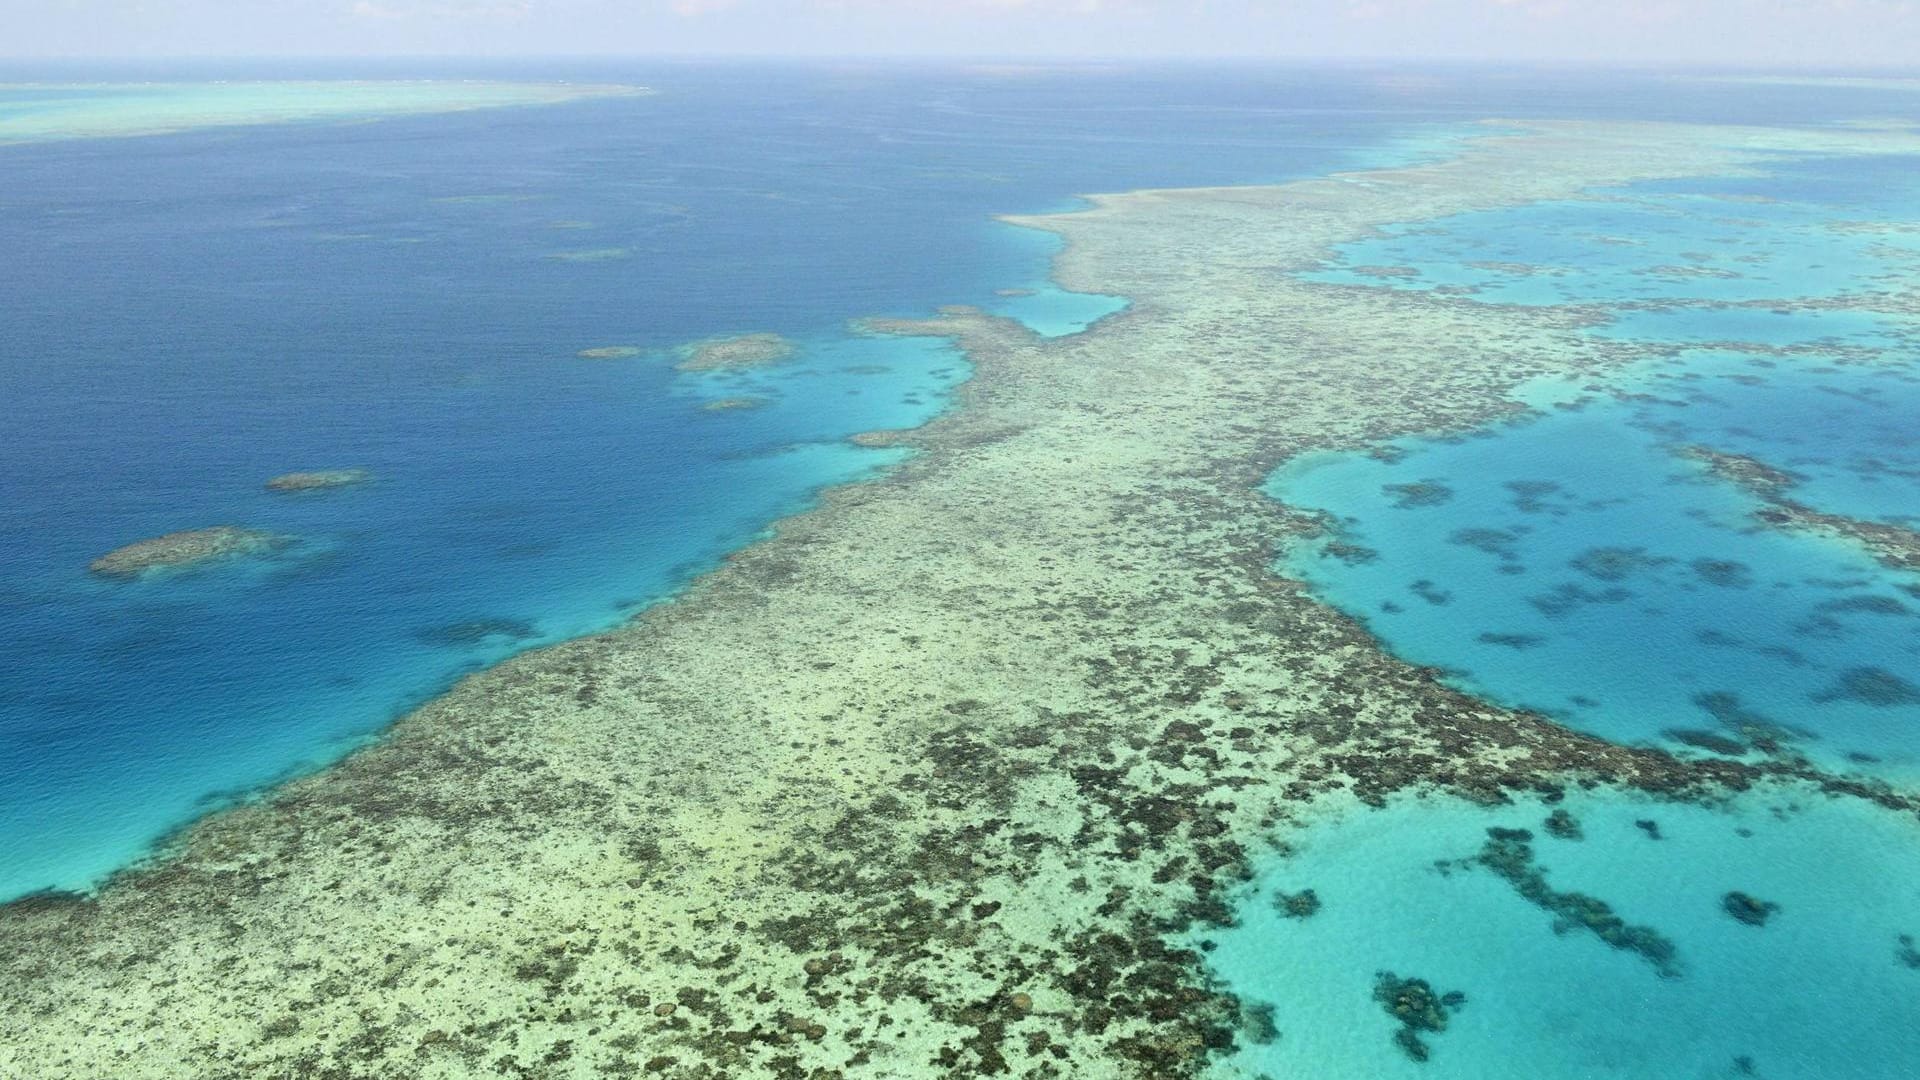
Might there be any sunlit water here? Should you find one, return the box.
[1205,789,1920,1080]
[5,64,1920,1078]
[1213,114,1920,1080]
[0,62,1539,900]
[1280,152,1920,778]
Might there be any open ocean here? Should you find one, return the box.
[3,61,1919,1079]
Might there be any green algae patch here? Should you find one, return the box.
[673,332,796,372]
[264,468,370,493]
[89,527,288,577]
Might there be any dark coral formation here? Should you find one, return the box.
[1665,729,1750,756]
[1571,546,1670,582]
[1478,632,1546,650]
[1449,527,1524,562]
[1373,972,1465,1062]
[1722,892,1780,927]
[1474,827,1680,976]
[1692,692,1798,756]
[413,618,540,647]
[1679,444,1920,573]
[1812,667,1920,707]
[1543,808,1584,840]
[1690,558,1754,588]
[1273,889,1321,919]
[1384,480,1455,509]
[1505,480,1565,515]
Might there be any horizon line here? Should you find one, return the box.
[4,54,1920,74]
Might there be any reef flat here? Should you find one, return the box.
[8,121,1920,1078]
[87,526,286,577]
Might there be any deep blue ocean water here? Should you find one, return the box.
[5,62,1920,1079]
[0,61,1614,901]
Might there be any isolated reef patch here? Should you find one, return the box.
[575,345,644,360]
[265,468,370,493]
[544,247,632,263]
[674,332,797,372]
[89,527,289,577]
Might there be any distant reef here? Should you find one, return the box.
[90,527,287,577]
[265,469,370,493]
[702,396,770,412]
[674,332,795,372]
[576,346,643,361]
[544,247,631,263]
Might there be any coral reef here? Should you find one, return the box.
[1373,972,1466,1062]
[577,345,644,360]
[88,527,287,577]
[264,468,369,492]
[1679,444,1920,573]
[1273,888,1321,919]
[11,119,1920,1078]
[1473,827,1681,975]
[545,247,632,262]
[1543,808,1584,840]
[1723,891,1780,927]
[674,332,796,372]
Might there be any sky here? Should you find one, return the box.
[4,0,1920,66]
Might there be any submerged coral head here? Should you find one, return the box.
[89,527,289,577]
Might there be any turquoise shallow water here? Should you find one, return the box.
[1205,789,1920,1080]
[6,64,1920,1076]
[1278,152,1920,778]
[1210,115,1920,1080]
